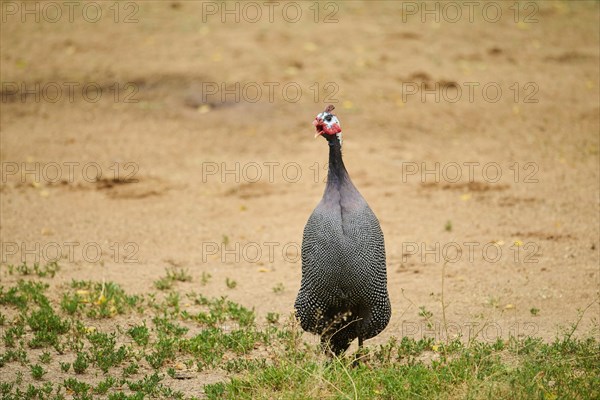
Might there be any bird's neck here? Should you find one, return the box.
[326,140,350,189]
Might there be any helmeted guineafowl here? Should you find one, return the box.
[294,105,391,355]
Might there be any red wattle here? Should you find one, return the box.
[322,123,341,135]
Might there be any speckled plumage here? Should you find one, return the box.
[295,116,391,355]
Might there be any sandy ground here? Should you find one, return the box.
[1,0,599,363]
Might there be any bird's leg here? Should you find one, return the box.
[352,337,372,368]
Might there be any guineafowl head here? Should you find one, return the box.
[313,105,342,146]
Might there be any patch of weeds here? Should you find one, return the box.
[224,358,267,373]
[27,305,70,348]
[0,280,50,310]
[86,331,128,373]
[59,361,71,372]
[39,351,52,364]
[530,307,540,316]
[145,316,188,369]
[266,312,280,324]
[225,278,237,289]
[72,352,89,374]
[223,329,262,353]
[272,283,284,294]
[166,267,192,282]
[94,376,116,395]
[8,382,55,400]
[15,371,23,385]
[8,261,60,278]
[122,362,139,377]
[3,325,25,348]
[166,367,176,378]
[145,336,177,369]
[201,271,212,286]
[206,334,600,400]
[63,378,91,398]
[154,268,191,291]
[30,364,46,380]
[486,296,501,308]
[165,292,180,309]
[1,348,28,366]
[0,382,13,396]
[418,305,433,319]
[108,393,145,400]
[154,276,173,291]
[2,275,596,400]
[188,295,255,328]
[402,335,435,352]
[180,328,226,370]
[181,325,263,371]
[126,372,164,396]
[66,280,142,318]
[60,293,82,315]
[153,316,188,337]
[127,323,150,347]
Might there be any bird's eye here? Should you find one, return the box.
[325,115,332,122]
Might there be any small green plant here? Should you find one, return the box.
[63,378,91,397]
[445,220,452,232]
[30,364,46,380]
[226,278,237,289]
[155,267,192,291]
[39,351,51,364]
[166,267,192,282]
[272,283,284,294]
[128,323,150,346]
[418,305,433,319]
[15,262,32,275]
[13,261,60,278]
[266,312,280,324]
[123,362,139,377]
[60,361,71,372]
[94,376,116,395]
[27,305,70,348]
[201,271,212,286]
[530,307,540,316]
[60,293,81,315]
[487,296,501,308]
[166,292,180,309]
[15,371,23,386]
[36,261,60,278]
[3,325,24,348]
[154,276,173,291]
[87,331,128,373]
[72,352,88,374]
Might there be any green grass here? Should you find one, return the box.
[154,267,192,291]
[0,262,598,399]
[205,336,600,399]
[3,261,60,278]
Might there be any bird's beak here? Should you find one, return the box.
[313,118,323,138]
